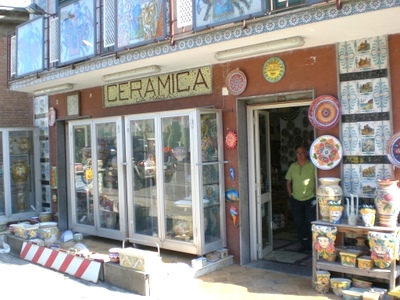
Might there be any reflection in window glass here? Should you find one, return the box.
[162,116,192,241]
[96,122,119,230]
[0,132,3,215]
[131,119,159,236]
[72,124,93,225]
[10,131,35,214]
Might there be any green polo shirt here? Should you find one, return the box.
[285,160,316,201]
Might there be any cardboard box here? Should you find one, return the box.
[119,248,161,272]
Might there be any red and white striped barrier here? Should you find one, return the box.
[20,241,102,283]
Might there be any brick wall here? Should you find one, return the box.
[0,23,33,127]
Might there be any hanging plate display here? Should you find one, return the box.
[386,132,400,168]
[226,69,247,96]
[308,95,341,130]
[310,135,343,170]
[263,57,285,83]
[225,130,238,149]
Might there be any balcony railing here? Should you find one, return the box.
[7,0,331,83]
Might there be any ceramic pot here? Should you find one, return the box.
[329,204,344,224]
[368,231,397,268]
[38,222,59,246]
[317,178,343,221]
[360,207,376,227]
[312,224,338,262]
[316,270,331,288]
[374,179,400,227]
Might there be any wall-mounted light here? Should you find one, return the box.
[102,65,161,83]
[25,3,56,16]
[33,83,74,96]
[214,36,305,61]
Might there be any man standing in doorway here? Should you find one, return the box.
[285,145,316,252]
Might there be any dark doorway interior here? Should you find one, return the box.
[262,106,313,274]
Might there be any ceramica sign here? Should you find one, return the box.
[103,66,212,107]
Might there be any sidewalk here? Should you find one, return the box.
[3,233,345,300]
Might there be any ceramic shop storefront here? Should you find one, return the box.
[45,33,400,264]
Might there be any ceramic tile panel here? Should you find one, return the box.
[339,35,392,201]
[342,163,393,198]
[340,77,391,115]
[338,36,388,74]
[342,120,390,156]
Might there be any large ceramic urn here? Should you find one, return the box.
[317,178,343,222]
[374,179,400,227]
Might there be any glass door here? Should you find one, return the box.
[255,111,273,258]
[68,117,126,240]
[126,108,225,255]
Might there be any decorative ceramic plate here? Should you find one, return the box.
[226,69,247,96]
[310,135,343,170]
[225,130,238,149]
[263,57,285,83]
[308,95,341,130]
[386,132,400,168]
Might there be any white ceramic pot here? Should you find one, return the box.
[38,222,59,246]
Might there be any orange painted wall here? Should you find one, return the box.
[48,34,400,263]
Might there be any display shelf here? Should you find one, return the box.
[312,220,400,291]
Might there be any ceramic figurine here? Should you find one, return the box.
[360,205,376,227]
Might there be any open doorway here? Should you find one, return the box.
[248,100,315,273]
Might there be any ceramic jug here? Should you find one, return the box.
[346,194,359,226]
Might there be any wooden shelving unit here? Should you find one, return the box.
[312,220,400,291]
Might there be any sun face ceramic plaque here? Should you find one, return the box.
[263,57,285,83]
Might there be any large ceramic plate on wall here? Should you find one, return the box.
[309,95,341,130]
[310,135,343,170]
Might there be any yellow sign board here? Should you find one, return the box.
[103,66,212,107]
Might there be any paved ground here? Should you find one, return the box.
[0,248,345,300]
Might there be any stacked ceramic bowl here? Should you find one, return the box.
[329,277,351,296]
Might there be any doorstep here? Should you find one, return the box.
[4,234,233,296]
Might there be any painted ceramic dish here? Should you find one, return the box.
[310,135,342,170]
[386,132,400,168]
[263,57,285,83]
[308,95,341,130]
[226,69,247,96]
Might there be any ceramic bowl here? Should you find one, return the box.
[330,277,351,296]
[74,233,83,242]
[357,255,374,270]
[13,223,39,240]
[351,278,373,289]
[342,288,363,300]
[108,247,122,263]
[38,222,59,246]
[39,212,52,222]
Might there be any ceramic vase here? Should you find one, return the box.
[374,179,400,227]
[368,231,398,268]
[317,178,343,221]
[360,207,376,227]
[329,203,344,224]
[312,224,338,262]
